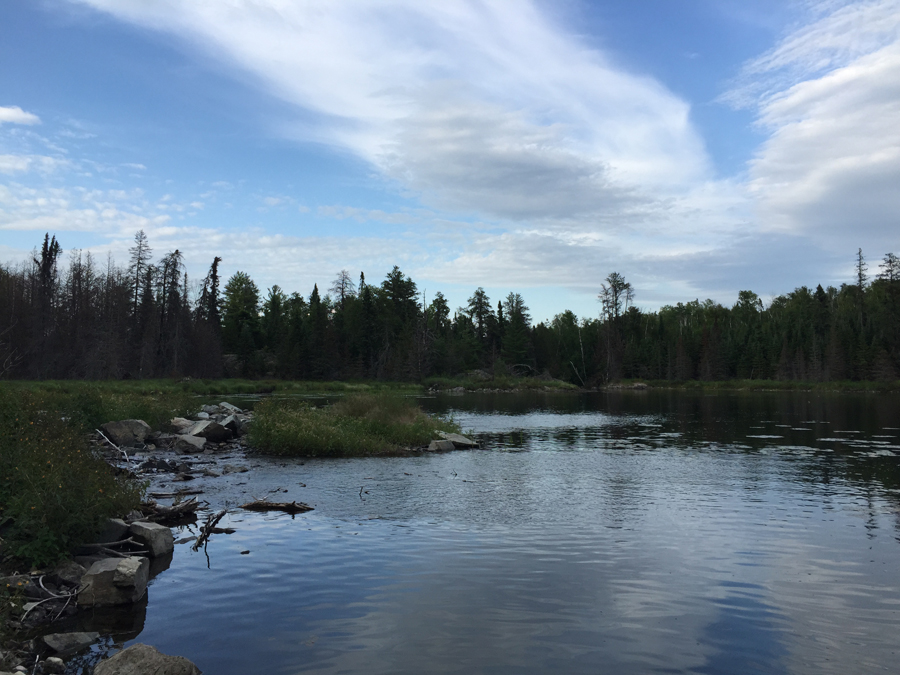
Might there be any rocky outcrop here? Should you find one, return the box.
[185,420,232,443]
[93,644,201,675]
[77,557,149,607]
[173,434,206,453]
[129,522,174,557]
[428,439,456,452]
[436,431,479,448]
[100,420,152,447]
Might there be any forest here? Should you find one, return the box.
[1,231,898,385]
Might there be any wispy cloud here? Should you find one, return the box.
[73,0,711,227]
[728,0,900,253]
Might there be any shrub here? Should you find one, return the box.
[0,391,144,567]
[249,393,460,457]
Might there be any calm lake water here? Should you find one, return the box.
[78,391,900,674]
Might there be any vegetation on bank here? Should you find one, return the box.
[3,231,898,387]
[249,392,461,457]
[0,391,145,566]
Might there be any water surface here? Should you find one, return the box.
[84,391,900,674]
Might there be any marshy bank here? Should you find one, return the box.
[0,386,477,672]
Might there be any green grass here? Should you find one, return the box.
[249,392,462,457]
[610,378,900,393]
[423,375,579,392]
[0,390,145,567]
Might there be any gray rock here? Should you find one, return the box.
[169,417,194,433]
[201,404,221,415]
[220,415,240,432]
[129,522,174,558]
[42,632,100,655]
[94,643,201,675]
[219,401,242,414]
[221,464,248,474]
[428,440,456,452]
[436,431,479,448]
[98,518,129,543]
[194,411,210,420]
[77,557,149,607]
[51,560,86,586]
[174,434,206,453]
[100,420,151,447]
[43,657,65,674]
[186,420,232,443]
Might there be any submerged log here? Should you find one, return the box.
[140,497,201,523]
[239,500,313,514]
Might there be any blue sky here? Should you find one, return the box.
[2,0,899,321]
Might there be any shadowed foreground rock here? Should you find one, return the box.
[94,643,201,675]
[77,557,149,606]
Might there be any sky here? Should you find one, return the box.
[1,0,899,321]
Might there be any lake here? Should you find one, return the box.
[73,391,900,674]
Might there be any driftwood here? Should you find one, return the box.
[239,500,313,514]
[148,489,204,498]
[192,510,227,551]
[141,497,201,523]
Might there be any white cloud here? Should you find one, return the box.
[733,0,900,253]
[0,154,69,175]
[72,0,711,226]
[0,106,41,126]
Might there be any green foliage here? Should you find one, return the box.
[0,391,144,567]
[249,393,460,457]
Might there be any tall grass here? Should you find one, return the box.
[0,390,145,566]
[250,392,461,457]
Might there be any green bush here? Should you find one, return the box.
[250,393,461,457]
[0,391,144,567]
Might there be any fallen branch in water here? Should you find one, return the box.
[141,497,202,523]
[192,510,227,551]
[239,499,313,514]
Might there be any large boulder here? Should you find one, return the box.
[185,420,232,443]
[94,644,201,675]
[130,522,174,558]
[42,632,100,656]
[428,440,456,452]
[174,434,206,453]
[100,420,152,447]
[77,557,149,607]
[219,401,242,414]
[169,417,194,433]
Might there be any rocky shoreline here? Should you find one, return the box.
[1,399,479,674]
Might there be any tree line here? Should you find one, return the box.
[1,232,898,384]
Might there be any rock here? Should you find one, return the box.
[219,401,242,414]
[428,440,456,452]
[436,431,479,448]
[174,434,206,453]
[51,560,86,587]
[99,518,129,543]
[77,557,149,607]
[194,412,210,420]
[185,420,232,443]
[220,415,240,433]
[129,522,174,558]
[100,420,152,447]
[42,632,100,655]
[221,464,248,474]
[173,473,195,481]
[201,469,221,478]
[94,643,201,675]
[43,657,65,674]
[201,404,221,414]
[169,417,194,433]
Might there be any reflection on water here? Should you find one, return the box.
[94,391,900,674]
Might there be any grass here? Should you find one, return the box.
[609,378,900,393]
[0,390,145,567]
[423,375,579,392]
[249,392,462,457]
